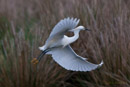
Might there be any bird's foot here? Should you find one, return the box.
[31,58,39,65]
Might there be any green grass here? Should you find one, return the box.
[0,0,130,87]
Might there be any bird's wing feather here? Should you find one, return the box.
[49,17,80,37]
[47,45,103,71]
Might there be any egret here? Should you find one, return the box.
[31,17,103,71]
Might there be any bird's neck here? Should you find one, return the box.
[68,30,80,44]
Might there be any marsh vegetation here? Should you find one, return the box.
[0,0,130,87]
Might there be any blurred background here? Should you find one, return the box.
[0,0,130,87]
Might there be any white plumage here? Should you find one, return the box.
[49,17,80,37]
[39,17,103,71]
[47,45,103,71]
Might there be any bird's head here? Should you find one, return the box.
[69,26,90,32]
[76,26,90,31]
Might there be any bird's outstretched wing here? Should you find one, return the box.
[47,45,103,71]
[49,17,80,37]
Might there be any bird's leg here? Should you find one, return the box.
[38,49,50,61]
[31,49,50,65]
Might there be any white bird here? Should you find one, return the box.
[31,17,103,71]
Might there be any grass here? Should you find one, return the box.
[0,0,130,87]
